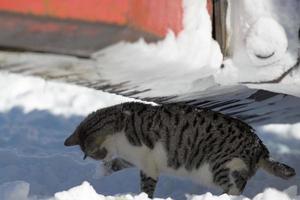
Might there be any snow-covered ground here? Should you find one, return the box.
[0,0,299,199]
[0,72,299,200]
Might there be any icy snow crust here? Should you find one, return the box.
[52,182,300,200]
[0,0,299,200]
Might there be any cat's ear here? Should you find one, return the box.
[64,130,80,146]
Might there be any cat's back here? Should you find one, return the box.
[120,102,268,166]
[153,103,269,173]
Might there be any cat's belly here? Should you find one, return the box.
[162,163,215,187]
[152,142,215,187]
[108,134,215,186]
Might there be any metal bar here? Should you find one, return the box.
[213,0,228,57]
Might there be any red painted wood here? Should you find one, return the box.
[207,0,213,16]
[129,0,183,36]
[0,0,212,37]
[0,12,158,57]
[0,0,129,25]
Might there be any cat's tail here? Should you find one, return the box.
[259,157,296,179]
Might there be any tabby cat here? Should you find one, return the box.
[64,102,295,198]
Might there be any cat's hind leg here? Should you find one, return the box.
[213,169,234,195]
[222,158,249,195]
[229,170,248,195]
[214,166,248,195]
[221,170,248,195]
[140,171,158,198]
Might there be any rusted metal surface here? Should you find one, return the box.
[0,12,159,57]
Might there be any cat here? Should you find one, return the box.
[64,102,295,198]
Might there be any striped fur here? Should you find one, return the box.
[140,171,158,198]
[65,102,295,197]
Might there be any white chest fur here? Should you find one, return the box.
[103,133,215,187]
[103,133,158,178]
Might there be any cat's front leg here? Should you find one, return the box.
[103,158,134,175]
[140,171,158,198]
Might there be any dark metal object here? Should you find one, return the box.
[213,0,228,56]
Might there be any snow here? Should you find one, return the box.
[0,181,30,200]
[259,123,300,141]
[0,72,136,117]
[0,0,299,200]
[52,182,300,200]
[1,181,299,200]
[221,0,299,84]
[245,17,288,66]
[0,71,300,200]
[94,0,300,97]
[0,68,299,200]
[93,0,222,69]
[91,0,223,97]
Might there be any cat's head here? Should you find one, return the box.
[64,112,108,160]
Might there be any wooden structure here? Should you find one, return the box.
[0,0,187,37]
[0,0,218,57]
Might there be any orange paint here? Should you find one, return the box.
[207,0,213,16]
[0,0,129,25]
[129,0,183,36]
[0,0,213,37]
